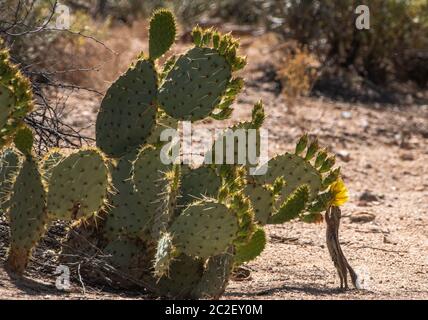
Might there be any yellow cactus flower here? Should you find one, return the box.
[329,178,349,206]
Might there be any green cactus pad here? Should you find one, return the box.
[235,227,266,264]
[158,47,231,121]
[7,157,47,273]
[149,9,176,60]
[0,148,22,213]
[103,152,151,240]
[40,148,65,182]
[0,84,14,129]
[178,165,221,207]
[254,153,322,202]
[160,55,177,82]
[170,201,239,258]
[145,113,178,146]
[46,149,110,221]
[132,145,172,231]
[269,185,309,224]
[244,182,272,224]
[154,254,204,298]
[13,125,33,155]
[150,164,180,239]
[104,238,146,279]
[0,42,34,148]
[96,59,157,157]
[205,101,265,167]
[192,248,234,299]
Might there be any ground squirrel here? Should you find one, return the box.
[325,206,358,289]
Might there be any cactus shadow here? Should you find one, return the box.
[225,283,357,298]
[2,264,67,298]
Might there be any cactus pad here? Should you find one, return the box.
[145,113,178,146]
[255,153,322,202]
[132,145,172,230]
[46,149,110,221]
[0,41,34,148]
[0,148,22,213]
[40,148,65,182]
[154,254,204,298]
[149,9,176,60]
[7,157,47,273]
[96,59,157,157]
[150,164,180,239]
[269,185,309,224]
[158,47,231,121]
[13,126,33,156]
[103,152,151,240]
[170,201,239,258]
[104,238,146,280]
[178,165,221,207]
[192,248,234,299]
[244,182,272,224]
[235,227,266,264]
[0,84,14,129]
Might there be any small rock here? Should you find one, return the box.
[383,235,397,245]
[337,150,351,162]
[349,211,376,223]
[359,190,379,202]
[360,119,369,129]
[341,111,352,119]
[405,94,414,104]
[399,153,415,161]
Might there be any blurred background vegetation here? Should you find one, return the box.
[0,0,427,151]
[2,0,427,89]
[68,0,428,86]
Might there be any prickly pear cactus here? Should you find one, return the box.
[149,9,176,60]
[103,151,147,239]
[0,148,22,214]
[6,155,47,273]
[49,10,352,298]
[235,227,266,264]
[178,165,221,207]
[191,247,234,299]
[0,40,116,276]
[46,148,110,221]
[158,28,245,121]
[95,59,158,158]
[0,38,34,148]
[170,201,239,258]
[40,148,65,182]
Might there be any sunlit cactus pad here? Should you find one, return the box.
[159,47,232,120]
[96,59,157,157]
[46,149,110,221]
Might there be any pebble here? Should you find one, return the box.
[359,190,381,202]
[383,235,397,245]
[341,111,352,119]
[337,150,351,162]
[399,153,415,161]
[349,211,376,223]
